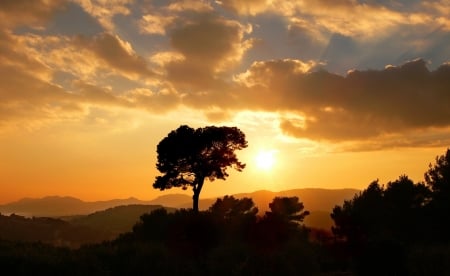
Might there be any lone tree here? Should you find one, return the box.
[153,125,248,212]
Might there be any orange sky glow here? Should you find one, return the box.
[1,0,449,204]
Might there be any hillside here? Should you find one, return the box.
[68,204,176,235]
[0,214,109,247]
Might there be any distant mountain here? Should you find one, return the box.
[0,196,153,217]
[147,194,191,207]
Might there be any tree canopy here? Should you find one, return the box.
[425,148,450,199]
[153,125,248,212]
[330,176,430,245]
[424,148,450,239]
[267,196,310,223]
[209,195,258,220]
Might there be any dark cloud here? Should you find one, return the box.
[233,59,450,143]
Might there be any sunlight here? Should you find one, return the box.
[255,150,276,170]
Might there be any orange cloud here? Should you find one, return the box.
[217,0,271,16]
[74,33,157,80]
[163,14,253,90]
[0,0,65,28]
[139,14,175,35]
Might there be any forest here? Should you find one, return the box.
[1,148,449,275]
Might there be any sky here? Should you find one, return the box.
[1,0,449,204]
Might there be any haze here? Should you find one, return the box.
[1,0,449,204]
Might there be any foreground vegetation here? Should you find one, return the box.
[2,148,450,275]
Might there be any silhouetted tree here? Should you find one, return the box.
[331,176,432,275]
[132,208,170,241]
[153,125,248,212]
[209,196,258,242]
[267,196,310,223]
[331,180,384,244]
[209,195,258,220]
[383,175,430,241]
[251,197,309,250]
[424,148,450,240]
[425,148,450,202]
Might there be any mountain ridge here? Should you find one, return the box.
[0,188,359,226]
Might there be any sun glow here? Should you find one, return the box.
[255,150,276,170]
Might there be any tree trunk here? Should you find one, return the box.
[192,177,205,213]
[193,192,199,213]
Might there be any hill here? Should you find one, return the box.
[67,204,176,235]
[147,194,192,207]
[0,214,109,247]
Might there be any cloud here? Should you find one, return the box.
[73,0,132,31]
[1,0,449,152]
[217,0,271,16]
[231,58,450,148]
[138,0,214,35]
[283,1,410,39]
[0,0,65,28]
[163,13,253,90]
[0,30,80,128]
[219,0,443,42]
[123,87,181,112]
[0,30,141,128]
[0,62,84,131]
[0,22,180,129]
[0,31,53,82]
[73,33,157,80]
[421,0,450,31]
[72,80,125,105]
[166,0,213,12]
[337,127,450,152]
[139,14,176,35]
[13,31,158,84]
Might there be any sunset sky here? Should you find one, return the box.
[1,0,450,204]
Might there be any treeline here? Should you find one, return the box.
[1,196,323,275]
[1,148,450,275]
[330,148,450,275]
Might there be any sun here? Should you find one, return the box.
[255,150,276,170]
